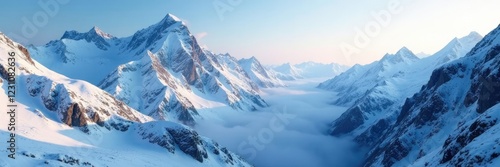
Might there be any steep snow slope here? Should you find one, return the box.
[238,56,285,88]
[362,26,500,167]
[0,32,252,167]
[30,13,269,125]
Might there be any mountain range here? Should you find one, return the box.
[1,11,499,167]
[29,14,274,125]
[0,30,251,166]
[270,62,349,80]
[319,25,500,166]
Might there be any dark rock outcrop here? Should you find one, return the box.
[63,103,88,127]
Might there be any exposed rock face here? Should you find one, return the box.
[63,103,88,127]
[0,64,8,80]
[237,56,285,88]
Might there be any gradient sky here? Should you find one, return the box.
[0,0,499,65]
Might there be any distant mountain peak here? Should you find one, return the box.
[164,13,182,22]
[396,46,411,55]
[61,26,115,40]
[458,31,483,44]
[415,52,431,58]
[89,26,114,39]
[244,56,260,63]
[59,26,115,50]
[466,31,482,39]
[380,47,419,64]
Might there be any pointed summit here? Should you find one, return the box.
[60,26,114,50]
[125,13,188,52]
[88,26,114,39]
[381,47,419,64]
[249,56,258,61]
[156,13,183,28]
[396,46,411,55]
[238,56,262,67]
[458,31,483,44]
[61,26,114,40]
[164,13,182,22]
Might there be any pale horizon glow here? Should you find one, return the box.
[0,0,499,66]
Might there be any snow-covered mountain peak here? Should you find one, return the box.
[274,62,294,71]
[164,13,182,22]
[380,46,419,64]
[444,31,483,50]
[124,13,189,55]
[238,56,285,88]
[156,13,184,29]
[239,56,259,64]
[359,24,500,167]
[395,46,413,56]
[59,26,117,51]
[431,31,484,65]
[61,26,115,40]
[249,56,258,61]
[90,26,114,39]
[462,31,483,42]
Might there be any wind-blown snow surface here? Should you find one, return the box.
[194,78,363,167]
[0,32,251,167]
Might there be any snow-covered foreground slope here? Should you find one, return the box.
[270,62,349,80]
[0,32,252,166]
[30,14,272,125]
[361,26,500,166]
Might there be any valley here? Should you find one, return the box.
[195,78,355,167]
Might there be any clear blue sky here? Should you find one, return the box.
[1,0,499,65]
